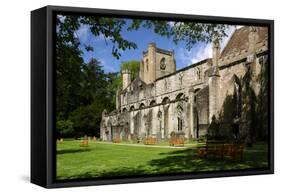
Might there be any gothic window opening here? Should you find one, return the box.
[178,117,183,131]
[162,97,170,104]
[234,80,241,118]
[176,93,184,100]
[150,100,156,106]
[176,105,183,132]
[139,103,145,110]
[122,107,127,113]
[160,57,166,70]
[196,67,201,80]
[129,106,135,111]
[146,59,149,71]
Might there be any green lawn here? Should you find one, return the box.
[56,140,268,180]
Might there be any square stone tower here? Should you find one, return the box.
[139,43,176,84]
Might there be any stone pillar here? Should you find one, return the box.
[248,27,258,55]
[208,38,221,123]
[122,69,131,90]
[163,104,170,139]
[247,27,259,76]
[208,67,220,122]
[189,87,195,138]
[115,88,120,110]
[171,50,176,72]
[147,42,156,83]
[139,59,144,81]
[129,110,134,134]
[212,38,221,67]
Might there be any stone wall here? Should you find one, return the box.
[101,26,268,142]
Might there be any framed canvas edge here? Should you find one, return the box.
[36,5,274,188]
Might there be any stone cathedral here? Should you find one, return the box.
[100,26,268,142]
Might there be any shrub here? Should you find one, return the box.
[57,119,74,137]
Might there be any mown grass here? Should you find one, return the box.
[56,140,268,180]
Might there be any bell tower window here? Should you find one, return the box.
[160,57,166,70]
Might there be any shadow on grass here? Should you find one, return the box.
[148,145,268,173]
[57,148,92,155]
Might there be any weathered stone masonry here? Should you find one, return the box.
[100,26,268,141]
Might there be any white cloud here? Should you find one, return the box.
[176,43,212,66]
[75,24,111,45]
[190,43,212,64]
[177,47,191,66]
[176,25,239,66]
[167,21,175,27]
[57,15,65,22]
[220,26,236,50]
[75,24,90,43]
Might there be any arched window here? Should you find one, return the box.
[162,97,170,104]
[177,105,183,131]
[178,117,183,131]
[146,59,149,71]
[150,100,156,106]
[160,57,166,70]
[194,88,200,94]
[233,79,241,118]
[196,67,201,80]
[129,106,135,111]
[122,107,127,113]
[176,93,184,100]
[139,103,145,109]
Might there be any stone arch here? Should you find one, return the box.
[139,103,145,109]
[194,88,201,93]
[150,100,156,106]
[162,97,170,104]
[122,107,127,113]
[176,93,184,100]
[129,105,135,111]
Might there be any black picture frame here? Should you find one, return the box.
[31,5,274,188]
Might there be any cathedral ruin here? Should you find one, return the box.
[100,26,268,142]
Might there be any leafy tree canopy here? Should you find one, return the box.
[120,60,140,80]
[57,15,231,59]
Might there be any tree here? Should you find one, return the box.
[57,119,74,138]
[69,101,105,137]
[256,56,269,140]
[57,15,231,59]
[120,60,140,81]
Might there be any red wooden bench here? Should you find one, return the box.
[169,137,185,146]
[80,139,89,147]
[144,137,157,145]
[198,141,244,160]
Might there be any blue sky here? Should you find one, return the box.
[74,18,237,73]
